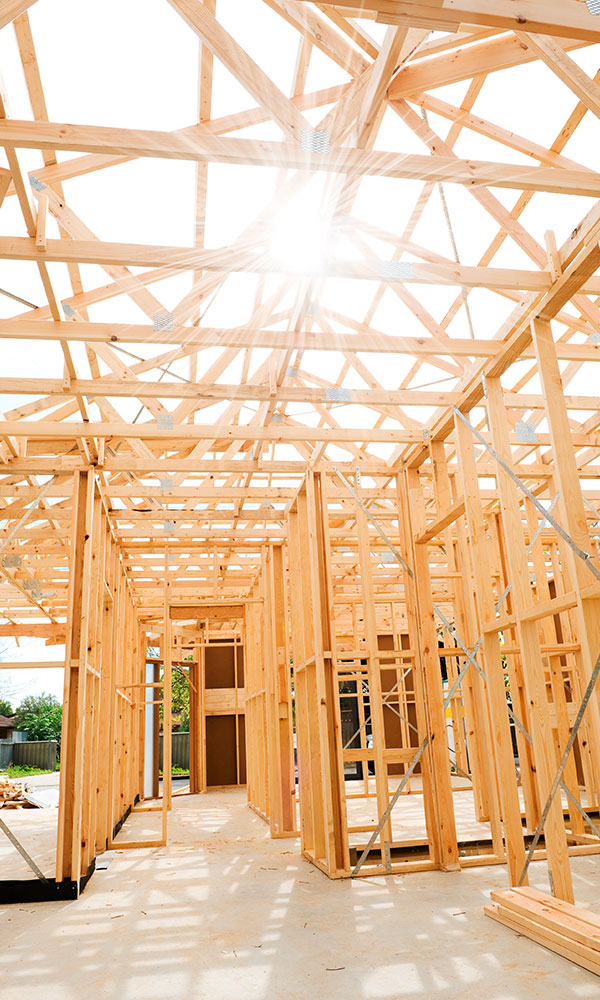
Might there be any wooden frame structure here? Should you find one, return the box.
[246,544,297,837]
[3,4,600,965]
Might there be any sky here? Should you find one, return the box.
[1,1,600,704]
[0,638,64,707]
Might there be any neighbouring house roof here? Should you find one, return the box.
[0,716,15,729]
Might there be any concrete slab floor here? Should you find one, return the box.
[3,787,600,1000]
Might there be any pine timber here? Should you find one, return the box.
[1,8,600,971]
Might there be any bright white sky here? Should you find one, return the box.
[0,640,64,706]
[1,1,600,704]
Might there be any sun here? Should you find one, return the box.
[268,194,331,274]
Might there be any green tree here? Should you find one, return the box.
[15,693,62,744]
[149,644,191,732]
[171,668,190,731]
[0,699,13,717]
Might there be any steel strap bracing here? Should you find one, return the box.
[342,666,414,751]
[441,494,560,744]
[494,493,560,612]
[351,658,489,876]
[432,606,531,746]
[351,736,430,876]
[333,467,485,733]
[432,603,486,683]
[560,781,600,843]
[453,407,600,584]
[333,466,573,876]
[517,650,600,887]
[332,466,414,579]
[435,601,533,745]
[333,467,517,873]
[0,816,48,883]
[420,106,476,342]
[433,494,561,749]
[333,469,478,779]
[584,495,600,523]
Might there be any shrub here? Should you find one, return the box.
[14,693,62,744]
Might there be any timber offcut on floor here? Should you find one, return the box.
[5,0,600,992]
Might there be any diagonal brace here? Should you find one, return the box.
[0,815,48,882]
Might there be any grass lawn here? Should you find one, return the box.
[1,764,58,778]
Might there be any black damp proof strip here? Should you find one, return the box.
[0,858,95,904]
[0,795,140,905]
[111,802,133,842]
[110,793,140,842]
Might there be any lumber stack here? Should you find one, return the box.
[0,777,30,808]
[485,886,600,976]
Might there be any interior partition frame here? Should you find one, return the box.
[288,472,349,877]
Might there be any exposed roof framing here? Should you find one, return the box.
[2,0,600,626]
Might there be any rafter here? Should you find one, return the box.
[1,0,600,684]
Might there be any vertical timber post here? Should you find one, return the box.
[486,376,573,902]
[56,469,95,886]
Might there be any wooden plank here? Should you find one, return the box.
[318,1,600,43]
[405,467,459,870]
[486,377,573,902]
[491,887,600,949]
[56,470,94,885]
[3,121,600,194]
[485,903,600,977]
[166,0,312,140]
[414,499,466,545]
[0,0,41,32]
[388,31,589,99]
[170,604,244,620]
[454,413,527,883]
[531,318,600,792]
